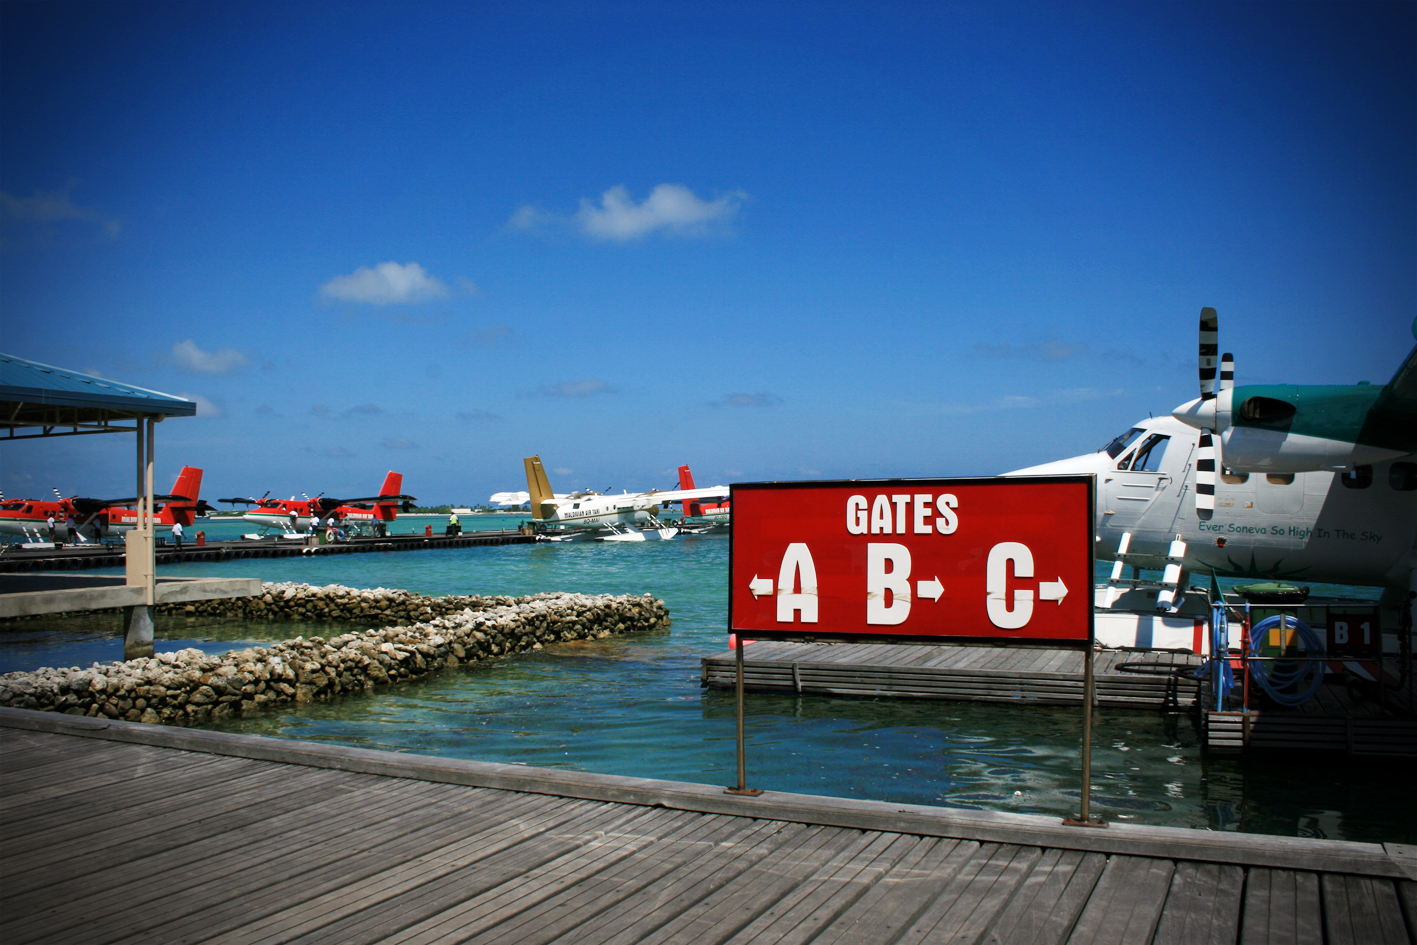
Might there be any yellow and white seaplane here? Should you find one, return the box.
[492,457,730,541]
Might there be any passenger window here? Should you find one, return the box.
[1339,465,1372,490]
[1390,462,1417,491]
[1125,434,1170,472]
[1266,473,1295,486]
[1101,427,1145,459]
[1220,467,1249,484]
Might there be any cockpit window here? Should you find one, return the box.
[1101,427,1144,458]
[1117,434,1169,471]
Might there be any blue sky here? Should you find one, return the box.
[2,1,1413,506]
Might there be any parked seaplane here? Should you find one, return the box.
[1008,308,1417,633]
[219,471,416,539]
[678,465,730,522]
[0,466,214,544]
[496,457,731,541]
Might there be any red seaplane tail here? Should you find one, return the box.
[678,465,711,517]
[159,467,205,526]
[374,471,404,521]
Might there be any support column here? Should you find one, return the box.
[123,604,155,660]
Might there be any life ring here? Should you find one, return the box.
[326,528,337,543]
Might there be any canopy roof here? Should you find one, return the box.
[0,352,196,440]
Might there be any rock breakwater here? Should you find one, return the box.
[0,582,670,725]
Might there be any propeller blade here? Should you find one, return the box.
[1198,307,1219,400]
[1196,431,1216,520]
[1219,352,1234,392]
[218,497,257,505]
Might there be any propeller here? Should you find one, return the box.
[1192,308,1235,520]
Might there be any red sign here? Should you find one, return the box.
[1326,611,1381,655]
[729,476,1094,645]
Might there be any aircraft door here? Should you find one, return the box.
[1101,433,1188,539]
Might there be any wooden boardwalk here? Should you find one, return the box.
[3,708,1415,944]
[702,642,1203,710]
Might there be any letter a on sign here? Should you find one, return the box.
[777,543,818,623]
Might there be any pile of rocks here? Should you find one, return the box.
[0,583,670,726]
[156,581,528,625]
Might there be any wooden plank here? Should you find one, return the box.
[605,826,883,945]
[498,816,801,945]
[233,803,722,945]
[96,794,646,945]
[1151,861,1244,945]
[1321,873,1411,945]
[579,822,817,945]
[715,831,919,945]
[984,848,1107,945]
[803,838,976,945]
[4,777,472,941]
[1065,854,1175,945]
[894,842,1043,945]
[1241,869,1322,945]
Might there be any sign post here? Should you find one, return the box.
[726,475,1100,823]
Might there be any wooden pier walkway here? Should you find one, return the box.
[4,707,1414,944]
[0,529,533,573]
[702,642,1204,710]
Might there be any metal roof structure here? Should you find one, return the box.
[0,352,196,440]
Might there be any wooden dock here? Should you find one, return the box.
[701,642,1204,710]
[1206,672,1417,757]
[0,529,534,573]
[2,707,1414,944]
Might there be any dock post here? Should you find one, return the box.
[725,634,762,797]
[123,605,155,660]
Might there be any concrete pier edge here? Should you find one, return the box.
[2,705,1411,881]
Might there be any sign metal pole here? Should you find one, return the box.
[725,634,762,796]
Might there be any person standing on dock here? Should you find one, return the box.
[448,512,460,536]
[310,515,321,546]
[172,520,184,551]
[64,514,78,543]
[46,512,56,541]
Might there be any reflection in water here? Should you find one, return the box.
[1,531,1409,843]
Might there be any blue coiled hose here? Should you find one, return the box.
[1246,613,1326,707]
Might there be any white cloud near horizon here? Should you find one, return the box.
[319,262,451,305]
[509,184,747,241]
[172,340,249,375]
[178,392,221,418]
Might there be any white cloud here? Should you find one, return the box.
[708,392,782,408]
[172,340,249,375]
[178,392,221,418]
[974,339,1088,361]
[319,262,450,305]
[509,184,747,241]
[0,182,121,245]
[523,379,617,398]
[577,185,745,240]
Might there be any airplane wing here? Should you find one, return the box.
[639,486,731,503]
[490,491,531,506]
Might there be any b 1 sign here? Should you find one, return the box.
[729,476,1094,645]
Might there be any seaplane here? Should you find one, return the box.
[1008,308,1417,649]
[0,466,214,545]
[219,471,416,539]
[494,457,730,541]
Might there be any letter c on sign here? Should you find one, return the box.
[986,542,1034,630]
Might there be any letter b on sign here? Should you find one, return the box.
[867,543,911,625]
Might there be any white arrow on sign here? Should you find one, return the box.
[749,575,774,599]
[916,577,944,602]
[1038,578,1068,604]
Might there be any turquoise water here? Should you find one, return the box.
[2,514,1411,843]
